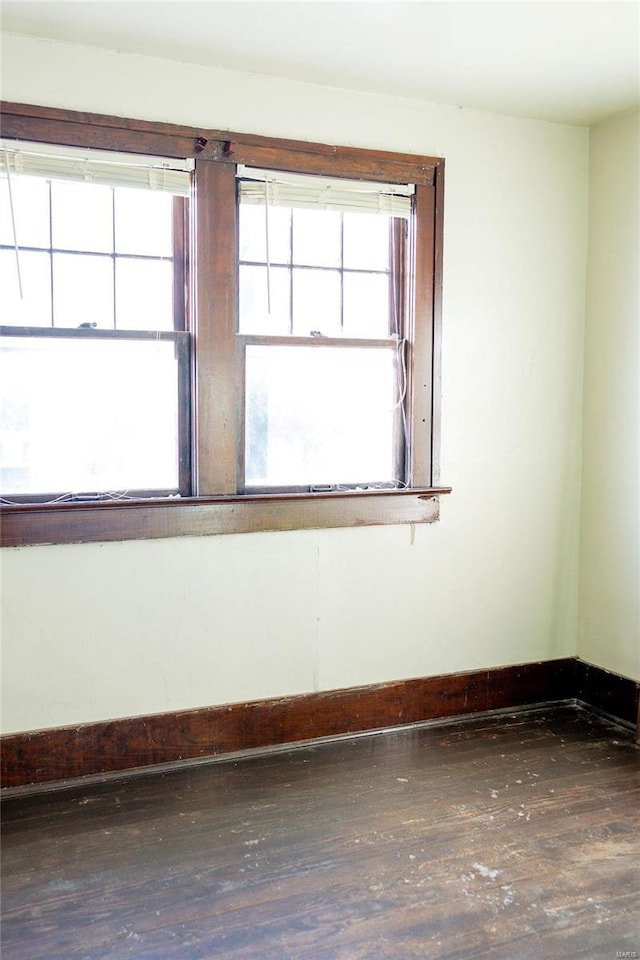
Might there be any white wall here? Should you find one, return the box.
[0,35,588,734]
[578,110,640,681]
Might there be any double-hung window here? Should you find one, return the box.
[0,102,448,546]
[238,167,413,492]
[0,139,191,500]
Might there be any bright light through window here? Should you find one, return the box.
[0,336,180,495]
[245,345,398,488]
[239,185,406,490]
[0,169,185,498]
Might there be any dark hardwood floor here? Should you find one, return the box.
[2,705,639,960]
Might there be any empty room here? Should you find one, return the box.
[1,2,639,958]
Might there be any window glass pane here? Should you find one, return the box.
[245,345,396,487]
[343,213,391,271]
[343,273,390,338]
[239,203,290,264]
[51,181,113,253]
[0,175,50,248]
[1,249,52,327]
[114,188,173,257]
[292,209,341,267]
[115,259,174,331]
[0,336,180,495]
[53,253,114,328]
[292,268,341,337]
[239,264,290,335]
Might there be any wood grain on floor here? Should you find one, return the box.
[2,706,639,960]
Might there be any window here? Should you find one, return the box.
[238,167,412,492]
[0,102,448,545]
[0,140,191,500]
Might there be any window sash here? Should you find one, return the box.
[237,205,401,340]
[0,167,190,498]
[235,173,411,491]
[239,336,406,494]
[0,326,191,501]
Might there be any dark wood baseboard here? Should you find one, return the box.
[1,657,637,789]
[574,658,640,730]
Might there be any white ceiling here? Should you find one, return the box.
[2,1,639,126]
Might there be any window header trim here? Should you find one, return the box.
[0,101,442,185]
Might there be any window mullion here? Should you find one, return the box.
[193,159,239,496]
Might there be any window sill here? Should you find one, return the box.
[0,488,451,547]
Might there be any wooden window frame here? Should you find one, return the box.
[0,186,192,502]
[0,102,449,546]
[236,190,409,495]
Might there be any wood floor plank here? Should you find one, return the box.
[2,706,639,960]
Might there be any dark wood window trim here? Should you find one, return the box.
[0,102,448,547]
[0,489,448,546]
